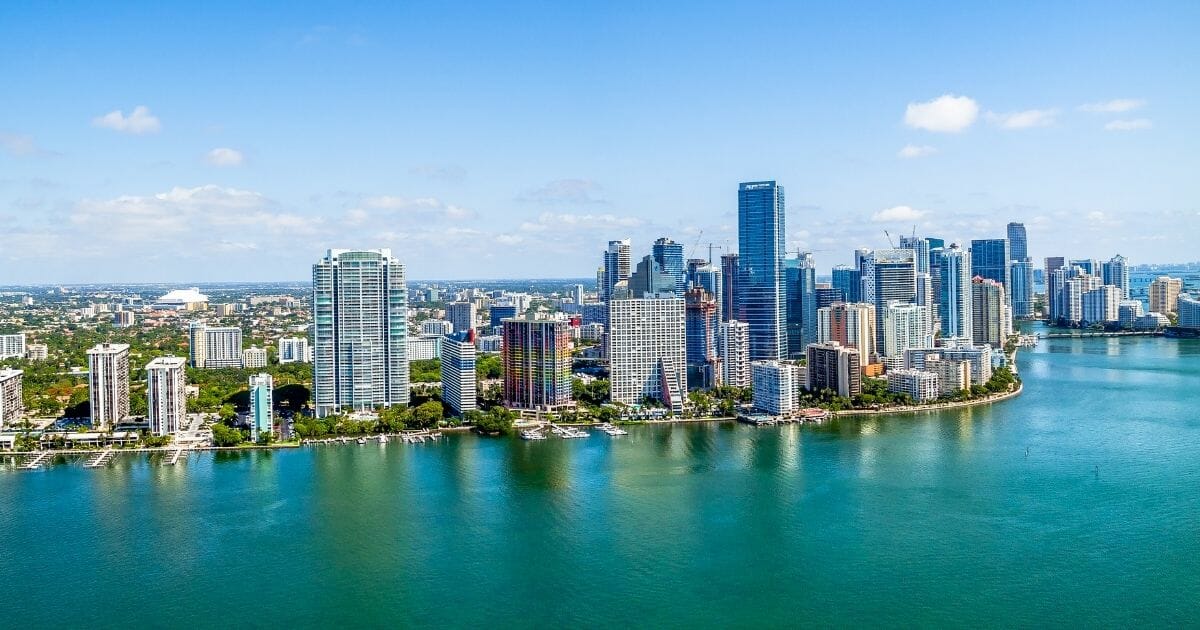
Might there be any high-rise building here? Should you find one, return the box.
[720,253,739,323]
[0,333,27,360]
[87,343,130,429]
[1178,295,1200,329]
[609,297,686,413]
[1070,259,1100,276]
[898,235,931,274]
[785,252,817,359]
[441,330,478,417]
[1118,300,1145,329]
[736,181,787,360]
[831,265,861,303]
[421,319,455,336]
[278,336,310,363]
[188,322,244,369]
[685,289,720,388]
[805,341,862,398]
[751,361,803,415]
[652,237,687,295]
[882,302,933,358]
[446,302,477,337]
[242,346,268,369]
[1082,285,1122,325]
[248,373,274,441]
[112,311,135,328]
[862,249,917,349]
[718,320,751,388]
[601,239,632,302]
[970,239,1012,300]
[1149,276,1183,315]
[938,244,973,340]
[501,316,572,409]
[628,255,677,298]
[1045,256,1066,278]
[573,284,586,310]
[688,262,723,321]
[817,302,876,362]
[815,285,844,309]
[0,369,23,429]
[886,368,940,403]
[1102,255,1130,299]
[1006,223,1029,260]
[971,278,1011,348]
[1010,258,1035,318]
[146,357,187,437]
[312,249,409,417]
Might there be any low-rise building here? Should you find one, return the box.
[886,368,939,402]
[751,361,803,415]
[242,346,268,369]
[805,341,862,398]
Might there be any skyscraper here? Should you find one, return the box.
[0,369,24,430]
[1006,223,1028,260]
[720,253,739,323]
[898,235,931,274]
[736,181,787,360]
[628,255,677,298]
[609,296,687,412]
[970,239,1012,297]
[246,373,273,441]
[685,288,720,388]
[1149,276,1183,314]
[1102,255,1130,299]
[1010,259,1034,318]
[501,316,572,409]
[817,302,876,360]
[784,252,817,359]
[718,320,751,388]
[441,330,477,417]
[146,356,187,437]
[278,336,310,364]
[87,343,130,429]
[861,249,917,349]
[806,342,862,398]
[688,261,722,321]
[831,265,861,303]
[601,239,632,302]
[312,249,409,417]
[882,302,933,358]
[971,278,1011,348]
[0,333,27,360]
[446,302,476,335]
[652,237,687,295]
[938,244,973,340]
[188,322,243,369]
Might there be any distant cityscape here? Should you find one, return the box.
[1,180,1199,450]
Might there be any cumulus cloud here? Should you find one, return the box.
[872,205,928,222]
[1079,99,1146,113]
[0,133,42,156]
[985,108,1059,129]
[92,106,162,134]
[205,147,244,167]
[904,94,979,133]
[518,178,607,204]
[1104,118,1153,131]
[898,144,937,159]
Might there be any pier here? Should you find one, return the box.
[1039,330,1163,339]
[164,448,187,466]
[20,451,53,470]
[84,449,115,468]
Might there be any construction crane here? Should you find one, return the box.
[687,230,704,260]
[884,230,896,248]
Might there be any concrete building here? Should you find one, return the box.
[886,368,939,403]
[242,346,268,369]
[0,333,26,360]
[1117,300,1145,329]
[601,239,633,302]
[1102,255,1130,299]
[146,357,187,437]
[1149,276,1184,315]
[1178,295,1200,329]
[938,244,973,340]
[441,330,478,417]
[883,302,933,358]
[861,249,917,349]
[0,369,23,429]
[805,341,862,398]
[1081,285,1121,325]
[112,310,135,328]
[446,302,477,337]
[278,336,310,363]
[477,334,502,353]
[88,343,130,429]
[248,373,274,441]
[925,355,972,395]
[25,343,47,361]
[214,303,236,317]
[971,278,1011,348]
[718,320,751,388]
[153,287,209,311]
[407,336,441,361]
[908,343,993,385]
[685,288,720,388]
[1136,312,1170,330]
[816,302,876,362]
[189,322,244,369]
[501,316,572,410]
[720,253,739,323]
[751,361,803,415]
[608,296,686,413]
[312,249,409,417]
[421,319,454,336]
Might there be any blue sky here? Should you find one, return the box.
[2,1,1197,283]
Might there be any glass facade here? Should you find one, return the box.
[785,253,817,359]
[736,181,787,360]
[970,239,1012,294]
[652,237,687,295]
[832,265,861,303]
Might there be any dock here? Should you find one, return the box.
[164,448,187,466]
[84,449,116,468]
[20,451,53,470]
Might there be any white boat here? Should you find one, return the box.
[357,437,366,445]
[379,435,389,443]
[602,424,628,436]
[521,430,547,440]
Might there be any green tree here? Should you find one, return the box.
[411,400,444,428]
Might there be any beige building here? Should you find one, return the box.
[146,357,187,436]
[0,369,23,429]
[87,343,130,429]
[1149,276,1183,315]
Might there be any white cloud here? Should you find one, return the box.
[92,106,162,134]
[898,144,937,159]
[1079,99,1146,113]
[0,133,39,156]
[520,211,644,232]
[1104,118,1153,131]
[872,205,928,223]
[205,147,244,167]
[985,108,1059,129]
[360,195,474,220]
[904,94,979,133]
[518,179,607,204]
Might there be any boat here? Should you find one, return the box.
[601,424,628,436]
[520,430,547,440]
[379,435,389,444]
[356,437,366,445]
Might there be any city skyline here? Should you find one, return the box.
[3,3,1199,283]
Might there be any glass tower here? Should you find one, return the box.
[312,249,409,417]
[652,237,687,295]
[736,181,787,360]
[938,244,973,340]
[970,239,1012,294]
[832,265,861,303]
[785,252,817,358]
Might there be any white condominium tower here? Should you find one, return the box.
[718,320,751,388]
[189,321,244,368]
[278,336,310,363]
[608,296,687,413]
[146,356,187,436]
[0,333,26,360]
[88,343,130,429]
[0,369,23,429]
[312,249,409,417]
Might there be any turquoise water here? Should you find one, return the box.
[3,333,1200,627]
